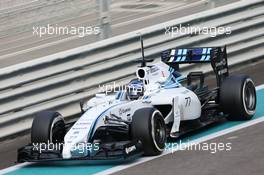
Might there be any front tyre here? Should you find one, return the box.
[131,108,166,156]
[219,75,256,121]
[31,111,66,144]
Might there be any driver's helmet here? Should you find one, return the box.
[127,79,144,100]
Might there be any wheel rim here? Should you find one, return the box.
[154,118,166,146]
[50,116,65,143]
[152,111,166,151]
[243,79,256,115]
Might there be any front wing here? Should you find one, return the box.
[17,140,143,163]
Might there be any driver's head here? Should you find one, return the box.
[127,79,144,100]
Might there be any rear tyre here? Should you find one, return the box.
[131,108,166,156]
[31,111,66,144]
[219,75,256,121]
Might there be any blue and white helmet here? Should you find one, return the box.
[127,79,144,100]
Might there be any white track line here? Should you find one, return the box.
[0,163,32,175]
[1,85,264,175]
[256,84,264,90]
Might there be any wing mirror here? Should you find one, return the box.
[80,99,88,114]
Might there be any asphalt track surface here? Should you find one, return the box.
[0,0,237,68]
[113,120,264,175]
[0,58,263,175]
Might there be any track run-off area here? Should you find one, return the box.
[0,84,263,175]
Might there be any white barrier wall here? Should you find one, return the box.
[0,0,95,37]
[0,0,263,139]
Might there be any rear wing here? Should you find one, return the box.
[161,47,214,63]
[161,47,229,86]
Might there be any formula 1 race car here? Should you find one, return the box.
[18,39,257,162]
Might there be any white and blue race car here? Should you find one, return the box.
[18,44,256,162]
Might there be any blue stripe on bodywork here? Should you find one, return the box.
[200,48,208,61]
[205,48,212,61]
[143,96,150,99]
[181,49,188,61]
[163,75,184,89]
[116,91,122,100]
[175,49,183,62]
[89,103,121,140]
